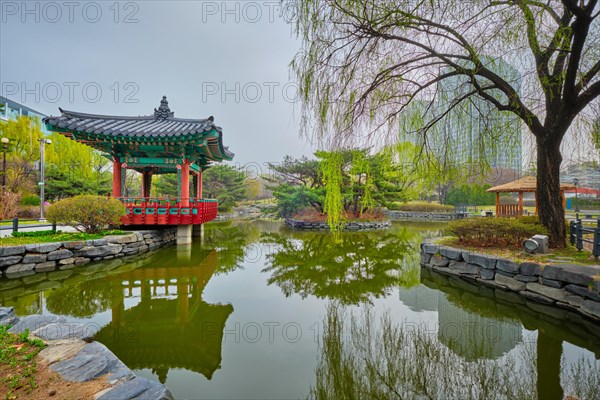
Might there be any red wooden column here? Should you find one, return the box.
[112,159,122,198]
[181,161,190,207]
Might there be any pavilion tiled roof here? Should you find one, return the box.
[487,176,576,193]
[42,96,234,161]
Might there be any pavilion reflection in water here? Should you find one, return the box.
[95,248,233,383]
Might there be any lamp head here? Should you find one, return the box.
[0,137,8,144]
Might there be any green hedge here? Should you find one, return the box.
[392,201,454,213]
[447,217,549,247]
[47,195,124,233]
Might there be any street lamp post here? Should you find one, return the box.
[1,137,8,192]
[573,178,579,214]
[39,138,52,221]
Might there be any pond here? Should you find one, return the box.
[1,221,599,399]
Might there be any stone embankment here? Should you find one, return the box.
[0,229,176,279]
[0,307,173,400]
[386,210,460,221]
[420,241,600,322]
[285,219,392,231]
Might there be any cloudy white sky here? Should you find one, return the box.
[1,1,597,173]
[0,1,312,168]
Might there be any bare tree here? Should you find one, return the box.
[289,0,600,247]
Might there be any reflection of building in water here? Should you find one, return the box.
[397,285,439,313]
[95,249,233,382]
[398,285,522,360]
[437,295,522,360]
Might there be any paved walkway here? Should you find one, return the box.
[0,225,77,238]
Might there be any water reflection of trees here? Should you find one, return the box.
[45,279,116,318]
[203,221,262,276]
[310,304,600,400]
[261,228,420,304]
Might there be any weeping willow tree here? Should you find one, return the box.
[289,0,600,247]
[319,150,345,230]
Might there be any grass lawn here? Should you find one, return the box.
[438,236,599,266]
[0,230,126,246]
[0,326,45,399]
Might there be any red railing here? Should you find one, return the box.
[497,204,523,217]
[118,197,218,226]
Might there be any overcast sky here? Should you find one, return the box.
[0,1,313,169]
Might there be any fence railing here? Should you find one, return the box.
[0,218,56,234]
[569,217,600,259]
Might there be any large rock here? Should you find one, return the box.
[496,258,520,274]
[38,340,87,363]
[107,244,123,255]
[51,354,108,382]
[514,275,539,283]
[525,282,568,303]
[8,315,66,334]
[86,239,108,246]
[462,252,496,269]
[47,249,74,261]
[0,307,19,326]
[75,246,113,258]
[540,278,563,288]
[556,264,600,287]
[421,252,432,264]
[33,322,97,341]
[479,268,495,280]
[0,246,25,257]
[438,246,463,261]
[430,254,450,268]
[97,377,174,400]
[564,284,600,301]
[5,263,35,277]
[34,261,56,273]
[520,262,541,276]
[104,234,138,244]
[0,256,23,267]
[63,241,85,250]
[581,300,600,319]
[449,261,479,275]
[74,257,91,266]
[495,273,526,291]
[22,253,47,264]
[25,242,63,253]
[50,341,132,383]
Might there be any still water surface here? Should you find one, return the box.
[1,221,599,399]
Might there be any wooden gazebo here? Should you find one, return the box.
[487,176,576,217]
[43,96,234,244]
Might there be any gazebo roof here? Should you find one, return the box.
[487,176,576,193]
[42,96,234,165]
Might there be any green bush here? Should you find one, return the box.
[46,195,124,233]
[20,195,40,206]
[445,184,495,206]
[393,201,454,213]
[447,217,549,247]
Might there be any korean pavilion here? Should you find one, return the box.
[43,96,234,243]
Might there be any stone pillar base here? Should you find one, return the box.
[192,224,204,238]
[176,225,193,245]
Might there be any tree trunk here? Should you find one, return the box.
[536,135,566,248]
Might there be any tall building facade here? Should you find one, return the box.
[0,96,50,134]
[399,58,523,183]
[435,58,523,174]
